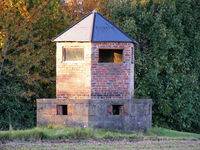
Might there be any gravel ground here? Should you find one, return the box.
[1,138,200,150]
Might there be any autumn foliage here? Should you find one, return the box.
[0,0,68,129]
[0,0,200,133]
[64,0,111,21]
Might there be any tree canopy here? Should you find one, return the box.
[0,0,199,133]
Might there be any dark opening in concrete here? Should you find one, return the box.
[112,105,123,115]
[57,105,68,115]
[99,49,123,63]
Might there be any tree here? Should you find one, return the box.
[64,0,113,21]
[0,0,69,129]
[110,0,200,132]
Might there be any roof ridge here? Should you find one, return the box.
[91,11,96,41]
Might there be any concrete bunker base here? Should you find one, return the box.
[37,98,152,131]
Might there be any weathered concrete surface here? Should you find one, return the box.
[37,98,152,131]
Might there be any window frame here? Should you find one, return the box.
[57,105,68,115]
[112,105,123,115]
[98,48,124,63]
[62,46,85,63]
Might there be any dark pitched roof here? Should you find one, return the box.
[53,10,137,44]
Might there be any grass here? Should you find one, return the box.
[0,126,200,142]
[0,127,142,142]
[147,127,200,138]
[3,140,200,150]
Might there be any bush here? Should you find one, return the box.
[67,128,95,139]
[0,130,47,142]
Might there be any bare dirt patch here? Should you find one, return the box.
[1,138,200,150]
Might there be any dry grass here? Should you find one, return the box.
[1,127,200,150]
[1,139,200,150]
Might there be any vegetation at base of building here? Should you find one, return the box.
[0,0,200,133]
[0,127,140,142]
[0,127,200,142]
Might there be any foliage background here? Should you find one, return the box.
[0,0,199,133]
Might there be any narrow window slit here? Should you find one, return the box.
[112,105,123,115]
[57,105,68,115]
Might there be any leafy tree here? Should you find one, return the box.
[0,0,112,130]
[0,0,69,129]
[0,0,199,133]
[64,0,113,21]
[110,0,200,132]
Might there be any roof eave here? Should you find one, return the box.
[53,40,138,44]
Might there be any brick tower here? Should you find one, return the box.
[37,11,152,131]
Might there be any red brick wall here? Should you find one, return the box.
[91,42,134,99]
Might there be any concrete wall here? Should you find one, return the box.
[37,98,152,131]
[91,42,134,100]
[56,42,92,99]
[37,99,89,126]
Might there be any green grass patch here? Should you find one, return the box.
[0,126,200,142]
[0,127,141,142]
[0,129,47,142]
[147,127,200,138]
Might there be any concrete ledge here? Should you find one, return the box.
[37,98,152,103]
[37,98,152,131]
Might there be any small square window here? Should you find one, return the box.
[62,47,84,61]
[112,105,123,115]
[99,49,123,63]
[57,105,68,115]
